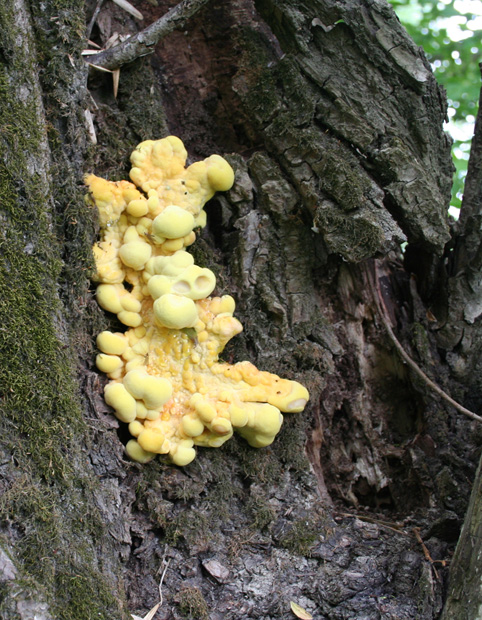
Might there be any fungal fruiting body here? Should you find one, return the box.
[88,136,309,466]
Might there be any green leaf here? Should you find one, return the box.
[388,0,480,209]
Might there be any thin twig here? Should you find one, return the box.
[112,0,144,21]
[370,260,482,424]
[413,527,444,581]
[130,558,170,620]
[336,512,410,536]
[86,0,105,40]
[86,0,213,71]
[158,557,170,608]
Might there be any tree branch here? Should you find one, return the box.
[86,0,105,40]
[86,0,212,71]
[453,63,482,273]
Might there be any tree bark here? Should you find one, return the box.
[433,65,482,392]
[87,0,212,70]
[440,455,482,619]
[0,1,479,619]
[438,67,482,620]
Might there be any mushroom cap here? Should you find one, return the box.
[181,415,205,437]
[96,331,128,356]
[126,198,149,217]
[119,240,152,270]
[236,403,284,448]
[125,439,156,463]
[104,383,137,423]
[96,284,123,314]
[152,205,195,239]
[118,310,142,328]
[123,369,173,410]
[206,154,235,191]
[96,353,123,374]
[171,440,196,466]
[147,275,171,300]
[267,380,310,412]
[228,404,249,428]
[148,251,194,277]
[210,417,232,436]
[153,294,198,329]
[137,428,167,453]
[170,265,216,300]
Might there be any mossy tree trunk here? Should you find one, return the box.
[0,1,480,619]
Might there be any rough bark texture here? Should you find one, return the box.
[440,455,482,619]
[0,1,480,619]
[433,67,482,393]
[438,68,482,620]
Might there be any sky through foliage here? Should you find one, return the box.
[389,0,481,212]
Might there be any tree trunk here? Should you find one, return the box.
[0,1,479,619]
[440,455,482,620]
[438,69,482,620]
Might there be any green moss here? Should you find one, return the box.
[54,566,124,620]
[312,148,372,211]
[86,60,169,181]
[165,509,209,547]
[314,207,383,262]
[0,220,83,480]
[0,475,125,620]
[234,438,283,482]
[276,416,311,474]
[0,65,85,479]
[410,321,431,359]
[118,59,169,141]
[202,448,242,503]
[246,494,276,530]
[176,586,210,620]
[87,104,137,180]
[275,56,316,123]
[279,517,319,557]
[0,4,130,617]
[235,27,283,125]
[0,582,11,615]
[29,1,86,79]
[141,494,170,530]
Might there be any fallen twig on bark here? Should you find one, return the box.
[413,527,449,582]
[336,511,410,536]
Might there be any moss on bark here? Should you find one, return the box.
[0,2,129,618]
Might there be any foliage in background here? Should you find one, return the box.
[389,0,481,211]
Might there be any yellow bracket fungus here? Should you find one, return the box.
[87,136,309,466]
